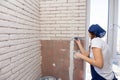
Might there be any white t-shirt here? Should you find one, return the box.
[90,37,114,80]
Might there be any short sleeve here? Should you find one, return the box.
[91,38,102,48]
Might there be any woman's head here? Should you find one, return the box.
[89,32,96,39]
[88,24,106,39]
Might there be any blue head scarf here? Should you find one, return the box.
[88,24,106,38]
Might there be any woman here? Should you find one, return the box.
[74,24,117,80]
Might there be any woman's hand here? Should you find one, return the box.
[74,38,89,57]
[74,52,84,59]
[75,39,82,46]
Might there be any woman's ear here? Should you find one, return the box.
[89,32,96,39]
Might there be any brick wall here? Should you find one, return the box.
[0,0,41,80]
[0,0,87,80]
[40,0,87,40]
[40,0,87,80]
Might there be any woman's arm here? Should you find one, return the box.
[74,47,104,69]
[91,47,104,68]
[75,39,89,57]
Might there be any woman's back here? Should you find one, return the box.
[90,37,114,79]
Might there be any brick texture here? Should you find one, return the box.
[40,0,87,40]
[0,0,87,80]
[0,0,41,80]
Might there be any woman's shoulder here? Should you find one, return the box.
[91,37,107,48]
[92,37,107,45]
[91,37,106,44]
[92,37,102,42]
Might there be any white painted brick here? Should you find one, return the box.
[0,64,13,75]
[56,7,67,10]
[40,0,56,4]
[0,0,86,79]
[31,0,40,8]
[55,34,70,37]
[39,0,86,39]
[11,53,25,63]
[0,41,39,55]
[40,34,55,37]
[0,59,10,68]
[40,24,59,27]
[9,34,40,40]
[12,63,25,73]
[56,13,67,17]
[11,45,40,62]
[57,0,67,3]
[0,51,19,61]
[8,0,23,7]
[61,31,71,34]
[41,13,55,17]
[0,0,41,80]
[0,40,10,48]
[68,0,79,2]
[0,20,8,26]
[45,27,55,30]
[34,0,40,5]
[0,27,40,33]
[0,34,9,41]
[6,71,20,80]
[13,49,40,67]
[55,27,67,30]
[44,7,57,11]
[0,1,19,11]
[0,47,10,55]
[10,38,40,45]
[0,5,9,12]
[0,71,11,80]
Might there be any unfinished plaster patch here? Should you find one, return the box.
[60,49,66,52]
[69,39,74,80]
[52,63,56,67]
[58,78,62,80]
